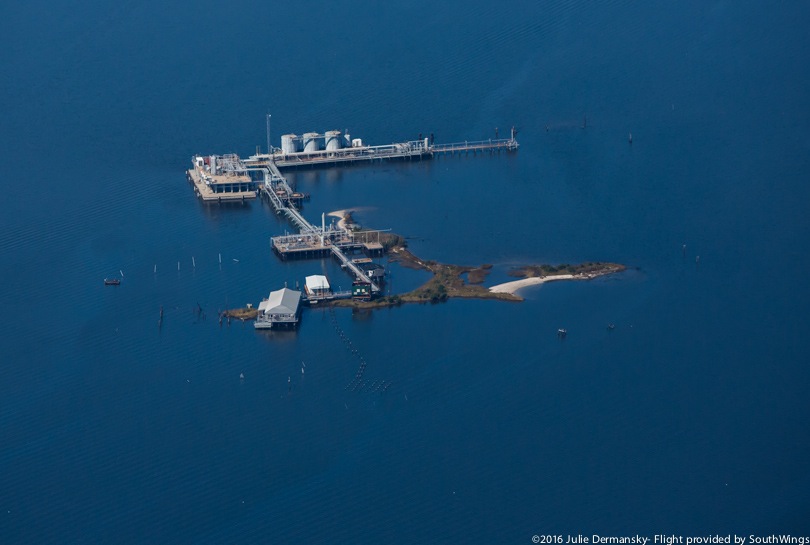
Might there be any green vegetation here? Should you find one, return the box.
[338,245,521,308]
[336,240,625,309]
[508,261,625,278]
[466,263,493,284]
[379,233,406,251]
[224,307,259,320]
[234,236,625,314]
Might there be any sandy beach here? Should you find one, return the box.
[488,274,579,295]
[327,209,349,230]
[327,207,374,230]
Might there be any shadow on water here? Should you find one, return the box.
[351,307,374,321]
[197,200,255,219]
[285,155,437,188]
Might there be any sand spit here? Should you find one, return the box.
[489,274,581,295]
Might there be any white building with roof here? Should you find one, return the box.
[304,275,332,301]
[254,287,302,329]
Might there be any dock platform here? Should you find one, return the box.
[270,231,385,261]
[187,155,257,202]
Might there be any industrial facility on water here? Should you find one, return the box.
[188,124,519,327]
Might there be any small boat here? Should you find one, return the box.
[557,328,567,338]
[104,278,121,286]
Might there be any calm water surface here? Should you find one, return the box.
[1,1,809,542]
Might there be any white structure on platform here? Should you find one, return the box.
[304,275,331,301]
[254,287,302,329]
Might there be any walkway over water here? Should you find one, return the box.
[246,160,384,293]
[243,133,518,170]
[204,130,519,295]
[430,138,519,154]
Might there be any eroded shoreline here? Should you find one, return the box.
[332,242,625,309]
[226,233,626,314]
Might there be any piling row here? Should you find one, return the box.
[330,307,392,394]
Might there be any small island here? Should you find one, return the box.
[224,235,625,315]
[223,307,259,320]
[333,242,624,308]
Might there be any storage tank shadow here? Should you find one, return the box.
[324,130,344,182]
[303,132,322,154]
[324,130,342,155]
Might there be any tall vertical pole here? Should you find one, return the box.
[266,113,271,156]
[321,212,325,247]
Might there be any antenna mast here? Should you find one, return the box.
[266,113,271,155]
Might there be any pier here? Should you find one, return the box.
[269,140,429,168]
[430,138,519,155]
[242,127,518,170]
[191,126,519,297]
[247,159,386,294]
[187,154,257,202]
[270,230,386,261]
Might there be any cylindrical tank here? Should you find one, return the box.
[281,134,299,154]
[303,132,321,153]
[325,130,342,151]
[352,138,363,148]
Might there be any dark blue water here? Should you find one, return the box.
[2,1,809,542]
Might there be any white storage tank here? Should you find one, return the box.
[324,130,342,151]
[281,134,299,154]
[303,132,321,153]
[351,138,363,148]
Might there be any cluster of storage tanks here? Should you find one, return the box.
[280,131,363,154]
